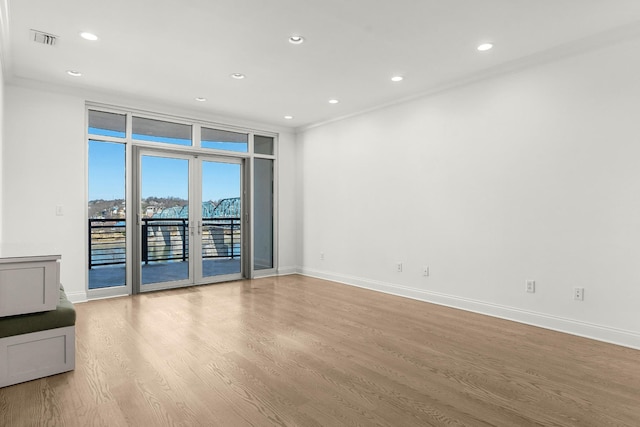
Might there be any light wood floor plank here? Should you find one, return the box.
[1,274,639,426]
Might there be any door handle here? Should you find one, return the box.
[197,221,202,235]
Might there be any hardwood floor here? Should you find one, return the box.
[1,274,639,426]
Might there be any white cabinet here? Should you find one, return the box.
[0,255,61,317]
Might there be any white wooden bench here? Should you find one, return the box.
[0,256,75,388]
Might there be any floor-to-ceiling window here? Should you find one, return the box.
[87,110,127,292]
[87,106,277,298]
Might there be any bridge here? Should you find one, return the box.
[88,198,242,288]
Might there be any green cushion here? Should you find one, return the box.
[0,286,76,339]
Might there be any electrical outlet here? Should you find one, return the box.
[574,287,584,301]
[526,280,535,293]
[423,266,429,277]
[396,262,403,272]
[320,252,325,261]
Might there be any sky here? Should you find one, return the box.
[89,140,241,202]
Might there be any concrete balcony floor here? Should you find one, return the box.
[89,258,241,289]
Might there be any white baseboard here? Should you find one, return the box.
[65,291,88,304]
[299,267,640,351]
[276,266,298,276]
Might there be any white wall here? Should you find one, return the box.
[1,83,298,301]
[0,56,4,252]
[276,132,298,274]
[297,37,640,349]
[3,86,86,300]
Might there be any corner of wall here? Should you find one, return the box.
[0,0,9,256]
[0,49,5,256]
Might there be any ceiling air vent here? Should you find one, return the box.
[30,29,58,46]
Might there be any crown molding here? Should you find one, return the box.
[297,19,640,134]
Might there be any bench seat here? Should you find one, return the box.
[0,286,75,388]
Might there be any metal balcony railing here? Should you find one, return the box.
[141,218,189,264]
[88,219,126,268]
[88,217,241,269]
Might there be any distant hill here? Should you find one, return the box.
[88,197,225,219]
[88,199,126,219]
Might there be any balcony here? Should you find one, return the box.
[88,217,241,289]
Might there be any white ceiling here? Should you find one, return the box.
[3,0,640,130]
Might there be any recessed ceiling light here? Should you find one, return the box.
[328,99,339,104]
[195,97,207,102]
[284,115,294,120]
[289,35,305,44]
[230,73,246,79]
[80,32,98,41]
[391,76,404,82]
[477,43,493,51]
[66,70,82,77]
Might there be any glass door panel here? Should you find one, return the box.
[140,155,191,287]
[201,160,242,281]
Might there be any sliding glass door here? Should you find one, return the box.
[136,149,243,292]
